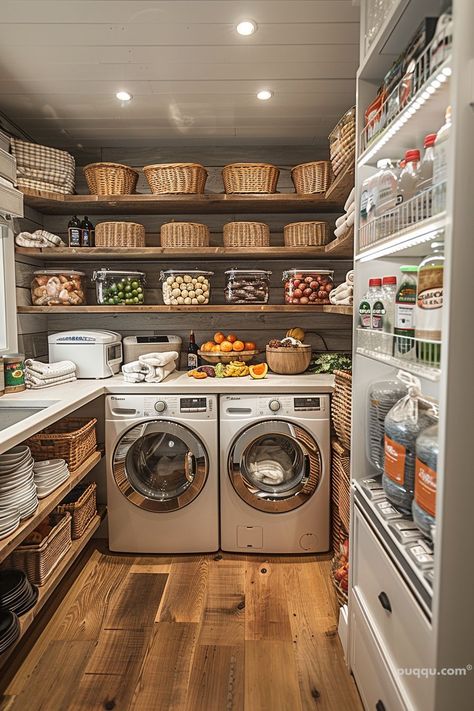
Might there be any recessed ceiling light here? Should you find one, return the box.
[116,91,132,102]
[236,20,257,36]
[257,89,273,101]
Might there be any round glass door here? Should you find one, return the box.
[112,420,208,512]
[228,420,322,513]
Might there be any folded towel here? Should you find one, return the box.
[26,373,76,389]
[138,351,179,367]
[346,200,355,216]
[335,214,346,228]
[16,230,65,248]
[334,295,353,306]
[122,360,147,374]
[25,359,76,378]
[330,284,353,304]
[121,354,177,383]
[16,232,46,248]
[346,209,355,227]
[153,361,176,384]
[344,187,355,212]
[123,372,146,383]
[346,270,354,285]
[334,222,349,239]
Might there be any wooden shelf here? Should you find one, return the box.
[324,164,354,203]
[0,511,104,668]
[21,189,346,215]
[18,304,353,316]
[0,451,102,565]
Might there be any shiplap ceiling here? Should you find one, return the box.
[0,0,359,147]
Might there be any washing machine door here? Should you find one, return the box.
[112,420,208,512]
[228,419,322,513]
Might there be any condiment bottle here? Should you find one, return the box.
[187,330,199,370]
[81,216,95,247]
[379,275,397,355]
[397,149,421,207]
[416,241,444,365]
[417,133,436,194]
[358,278,382,351]
[394,265,418,360]
[433,106,452,212]
[68,216,81,247]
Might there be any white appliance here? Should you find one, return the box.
[48,330,122,379]
[105,393,219,553]
[123,335,182,364]
[220,393,330,553]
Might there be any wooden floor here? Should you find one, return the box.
[0,541,362,711]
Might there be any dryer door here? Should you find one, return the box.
[112,420,208,512]
[228,419,322,513]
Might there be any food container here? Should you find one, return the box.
[3,354,25,393]
[224,269,271,304]
[282,269,334,305]
[31,270,86,306]
[92,269,146,306]
[160,270,213,306]
[265,344,312,375]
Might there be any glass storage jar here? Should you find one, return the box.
[31,270,86,306]
[224,269,271,304]
[283,269,334,304]
[93,269,146,305]
[160,269,214,305]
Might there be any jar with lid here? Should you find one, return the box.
[412,423,438,540]
[93,269,146,305]
[415,240,444,365]
[3,354,25,393]
[31,270,86,306]
[160,269,213,306]
[283,269,334,305]
[224,269,271,304]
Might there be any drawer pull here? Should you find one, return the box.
[378,591,392,613]
[375,701,386,711]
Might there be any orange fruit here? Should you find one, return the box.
[226,333,237,343]
[203,341,215,352]
[214,331,225,344]
[244,341,256,351]
[211,344,221,352]
[233,340,245,352]
[220,340,233,352]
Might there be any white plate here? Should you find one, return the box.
[33,459,66,471]
[0,519,20,539]
[34,465,67,479]
[0,458,34,475]
[34,467,68,482]
[0,445,31,464]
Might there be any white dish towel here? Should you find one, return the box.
[25,359,77,389]
[122,351,179,383]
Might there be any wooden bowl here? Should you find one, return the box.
[198,349,259,364]
[265,345,312,375]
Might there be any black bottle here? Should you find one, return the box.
[80,216,95,247]
[68,216,81,247]
[187,330,199,370]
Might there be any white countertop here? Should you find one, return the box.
[0,371,334,453]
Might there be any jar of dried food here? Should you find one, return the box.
[224,269,271,304]
[160,269,213,306]
[283,269,334,305]
[31,270,86,306]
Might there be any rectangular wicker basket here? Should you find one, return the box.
[26,418,97,472]
[160,222,210,248]
[6,513,72,586]
[95,221,145,248]
[54,481,97,539]
[331,370,352,450]
[223,222,270,247]
[332,438,350,531]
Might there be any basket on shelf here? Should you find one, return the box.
[223,222,270,247]
[26,418,97,472]
[329,107,356,177]
[331,370,352,450]
[160,222,210,248]
[291,161,332,194]
[332,438,351,531]
[331,551,349,607]
[222,163,279,194]
[54,482,97,539]
[143,163,207,195]
[284,221,329,247]
[84,162,139,195]
[331,437,348,551]
[95,221,145,248]
[5,513,72,586]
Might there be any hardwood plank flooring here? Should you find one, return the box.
[0,542,362,711]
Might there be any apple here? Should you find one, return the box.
[293,288,303,298]
[300,296,309,304]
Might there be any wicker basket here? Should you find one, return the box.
[284,221,329,247]
[329,107,356,176]
[55,482,97,539]
[223,222,270,247]
[331,370,352,450]
[222,163,279,194]
[291,161,332,194]
[95,222,145,248]
[6,513,72,586]
[332,438,350,531]
[143,163,207,195]
[84,162,139,195]
[160,222,210,248]
[331,554,349,607]
[26,418,97,472]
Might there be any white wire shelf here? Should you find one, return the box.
[355,328,441,381]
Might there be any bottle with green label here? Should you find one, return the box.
[358,278,381,350]
[394,265,418,359]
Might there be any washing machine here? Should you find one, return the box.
[105,394,219,553]
[220,393,330,553]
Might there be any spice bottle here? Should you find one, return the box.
[68,216,81,247]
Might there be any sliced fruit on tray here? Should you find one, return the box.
[249,363,268,379]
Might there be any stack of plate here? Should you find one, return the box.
[0,609,20,653]
[0,569,38,616]
[0,446,38,523]
[33,459,70,499]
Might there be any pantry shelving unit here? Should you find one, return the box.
[17,304,353,316]
[349,2,474,710]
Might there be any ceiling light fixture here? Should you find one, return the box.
[116,91,132,102]
[257,89,273,101]
[236,20,257,36]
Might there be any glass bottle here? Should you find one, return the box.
[187,330,199,370]
[358,278,382,351]
[394,265,418,360]
[67,216,81,247]
[80,216,95,247]
[416,241,444,366]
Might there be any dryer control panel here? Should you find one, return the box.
[221,393,330,421]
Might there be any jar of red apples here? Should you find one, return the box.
[282,269,334,305]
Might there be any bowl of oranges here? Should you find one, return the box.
[198,332,258,364]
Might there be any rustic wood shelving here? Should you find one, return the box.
[18,304,353,316]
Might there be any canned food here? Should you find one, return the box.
[3,353,25,393]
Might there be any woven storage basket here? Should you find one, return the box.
[160,222,210,248]
[331,554,349,607]
[223,222,270,247]
[84,162,138,195]
[26,418,97,472]
[222,163,279,194]
[55,482,97,539]
[143,163,207,195]
[95,221,145,248]
[331,438,348,551]
[332,438,350,531]
[331,370,352,450]
[6,513,72,586]
[291,161,332,194]
[284,221,329,247]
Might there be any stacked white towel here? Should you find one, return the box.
[333,187,355,240]
[16,230,64,248]
[122,352,179,383]
[330,270,354,306]
[25,359,76,389]
[247,445,293,486]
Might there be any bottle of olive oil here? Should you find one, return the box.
[67,216,81,247]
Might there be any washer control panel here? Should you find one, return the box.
[107,394,216,420]
[221,393,329,420]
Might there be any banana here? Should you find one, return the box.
[286,327,305,342]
